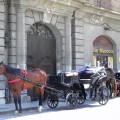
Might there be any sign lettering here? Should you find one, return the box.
[93,48,114,54]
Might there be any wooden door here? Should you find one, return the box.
[27,23,56,75]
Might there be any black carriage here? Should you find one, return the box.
[78,67,109,105]
[46,72,86,109]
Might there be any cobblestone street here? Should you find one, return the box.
[0,97,120,120]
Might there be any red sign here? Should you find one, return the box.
[93,36,112,47]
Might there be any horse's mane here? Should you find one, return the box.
[5,65,21,74]
[105,68,114,73]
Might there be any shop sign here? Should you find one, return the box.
[93,48,114,54]
[93,36,112,47]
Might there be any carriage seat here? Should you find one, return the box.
[47,75,61,85]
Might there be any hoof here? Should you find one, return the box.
[37,106,43,113]
[15,110,19,115]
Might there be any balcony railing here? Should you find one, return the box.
[79,0,120,13]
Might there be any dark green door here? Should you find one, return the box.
[27,22,56,75]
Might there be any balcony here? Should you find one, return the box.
[80,0,120,13]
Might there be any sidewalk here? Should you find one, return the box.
[0,101,39,114]
[0,100,68,115]
[0,98,99,114]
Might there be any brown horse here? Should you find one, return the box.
[0,61,47,114]
[105,68,117,98]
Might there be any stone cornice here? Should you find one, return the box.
[12,0,77,16]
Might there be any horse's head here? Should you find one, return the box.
[0,61,5,75]
[105,68,115,78]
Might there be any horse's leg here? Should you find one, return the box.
[106,81,112,98]
[13,95,19,114]
[18,95,22,113]
[10,89,19,114]
[37,88,44,112]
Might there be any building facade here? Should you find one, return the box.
[0,0,120,103]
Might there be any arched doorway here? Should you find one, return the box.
[93,36,114,68]
[27,22,56,101]
[27,22,56,75]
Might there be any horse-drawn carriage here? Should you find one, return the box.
[46,67,110,108]
[0,61,111,114]
[78,66,110,105]
[46,72,86,108]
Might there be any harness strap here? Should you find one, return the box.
[21,69,28,75]
[8,78,26,90]
[21,69,28,90]
[8,78,20,84]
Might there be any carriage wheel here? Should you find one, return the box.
[77,92,86,104]
[47,94,58,108]
[66,93,77,108]
[96,86,109,105]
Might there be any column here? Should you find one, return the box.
[15,5,26,69]
[65,16,72,71]
[14,5,30,102]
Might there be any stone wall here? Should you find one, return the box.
[0,0,5,62]
[72,17,85,70]
[7,4,16,67]
[0,0,7,104]
[0,75,6,104]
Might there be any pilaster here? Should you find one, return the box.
[65,16,72,71]
[14,4,26,69]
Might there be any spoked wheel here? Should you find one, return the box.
[66,93,77,108]
[77,92,86,104]
[96,86,109,105]
[47,94,58,108]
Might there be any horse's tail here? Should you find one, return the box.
[113,79,117,97]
